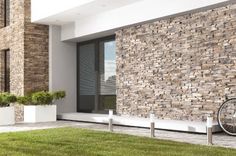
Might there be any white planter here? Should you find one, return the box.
[24,105,57,123]
[0,107,15,126]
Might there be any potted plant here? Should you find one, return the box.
[17,91,66,123]
[0,93,17,126]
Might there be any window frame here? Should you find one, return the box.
[4,0,10,27]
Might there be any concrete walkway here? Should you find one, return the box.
[0,121,235,149]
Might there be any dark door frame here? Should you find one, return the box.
[77,35,115,112]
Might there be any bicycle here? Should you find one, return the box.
[217,98,236,136]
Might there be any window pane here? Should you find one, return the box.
[4,0,10,26]
[5,49,10,92]
[99,41,116,95]
[0,50,10,92]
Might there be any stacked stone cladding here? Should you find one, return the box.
[0,0,49,121]
[116,4,236,121]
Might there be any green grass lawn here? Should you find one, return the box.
[0,128,235,156]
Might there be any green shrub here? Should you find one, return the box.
[16,90,66,106]
[17,96,32,105]
[0,93,17,107]
[32,91,53,105]
[52,91,66,100]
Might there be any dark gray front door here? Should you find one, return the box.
[77,36,116,113]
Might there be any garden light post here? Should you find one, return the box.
[150,113,155,138]
[108,109,113,132]
[207,115,213,145]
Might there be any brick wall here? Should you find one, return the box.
[116,4,236,122]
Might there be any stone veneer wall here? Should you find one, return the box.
[24,0,49,93]
[0,0,49,121]
[116,4,236,122]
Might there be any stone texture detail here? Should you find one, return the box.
[13,104,24,122]
[0,0,49,122]
[116,4,236,122]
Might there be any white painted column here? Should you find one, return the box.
[49,25,77,114]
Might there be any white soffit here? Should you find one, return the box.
[32,0,231,25]
[31,0,142,24]
[73,0,231,37]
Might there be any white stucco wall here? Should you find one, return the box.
[49,25,77,114]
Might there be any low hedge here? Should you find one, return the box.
[32,91,53,105]
[17,91,66,106]
[17,96,32,105]
[0,93,17,107]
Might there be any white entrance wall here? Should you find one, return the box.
[49,25,77,114]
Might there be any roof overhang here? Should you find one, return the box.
[32,0,233,42]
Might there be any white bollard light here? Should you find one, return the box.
[207,116,213,145]
[150,113,155,123]
[109,109,113,119]
[150,113,155,138]
[108,109,113,132]
[207,116,213,128]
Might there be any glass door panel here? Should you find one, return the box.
[99,40,116,111]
